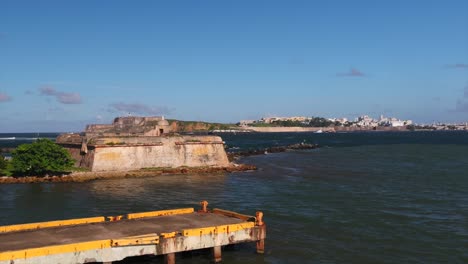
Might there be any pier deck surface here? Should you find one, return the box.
[0,213,244,252]
[0,206,265,264]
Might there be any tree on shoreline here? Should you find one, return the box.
[11,139,75,176]
[0,155,8,176]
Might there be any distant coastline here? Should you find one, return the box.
[240,126,408,133]
[238,115,468,132]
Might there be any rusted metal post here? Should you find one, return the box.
[212,246,222,263]
[199,200,209,213]
[256,211,265,254]
[106,215,123,221]
[256,239,265,254]
[164,253,175,264]
[256,211,264,226]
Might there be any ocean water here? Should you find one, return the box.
[0,132,467,263]
[0,133,59,149]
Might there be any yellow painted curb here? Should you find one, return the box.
[0,239,111,261]
[182,222,255,237]
[127,208,194,220]
[0,216,105,233]
[111,233,159,247]
[212,208,256,222]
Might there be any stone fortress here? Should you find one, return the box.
[84,116,171,137]
[56,116,230,172]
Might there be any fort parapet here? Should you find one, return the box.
[56,117,230,172]
[85,116,172,137]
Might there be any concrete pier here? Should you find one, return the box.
[0,202,265,264]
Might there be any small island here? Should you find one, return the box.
[0,116,257,184]
[56,116,231,172]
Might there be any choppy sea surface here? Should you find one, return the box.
[1,131,467,263]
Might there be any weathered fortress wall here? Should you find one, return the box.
[95,136,228,171]
[57,116,231,172]
[60,135,229,172]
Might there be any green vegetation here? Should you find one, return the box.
[0,155,7,170]
[0,155,9,176]
[185,139,201,143]
[105,142,125,146]
[167,119,234,132]
[10,139,75,176]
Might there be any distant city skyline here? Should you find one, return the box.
[1,1,467,132]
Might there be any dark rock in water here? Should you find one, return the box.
[227,143,319,161]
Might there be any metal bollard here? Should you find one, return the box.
[199,200,209,213]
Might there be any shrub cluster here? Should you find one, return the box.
[0,155,8,176]
[10,139,75,177]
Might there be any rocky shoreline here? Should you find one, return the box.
[227,142,320,161]
[0,164,257,184]
[0,142,319,184]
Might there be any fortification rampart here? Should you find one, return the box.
[58,135,230,172]
[56,116,230,172]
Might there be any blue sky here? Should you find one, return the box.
[1,0,467,132]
